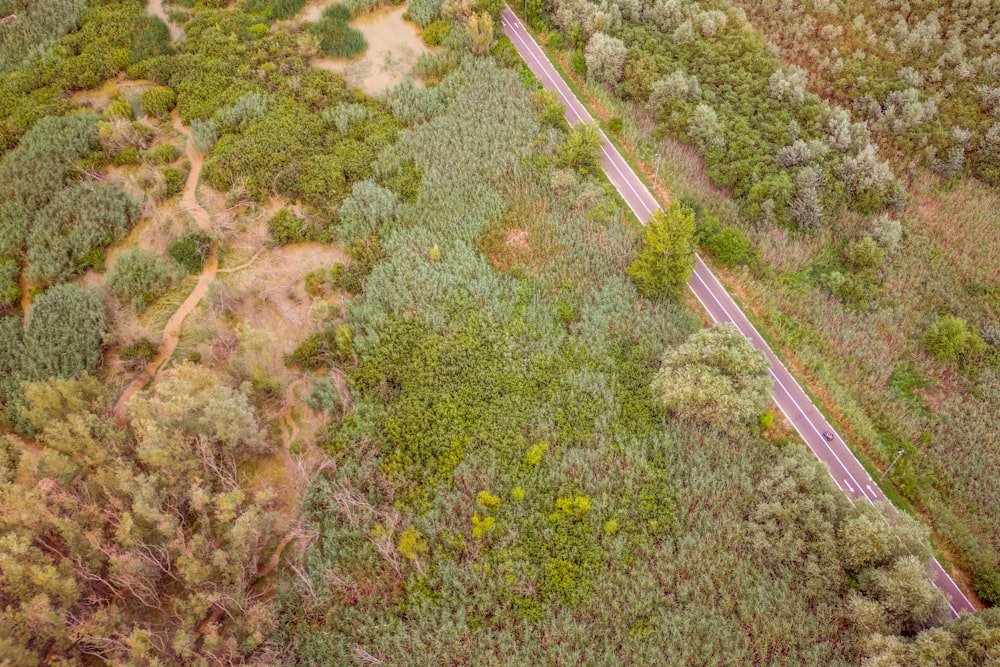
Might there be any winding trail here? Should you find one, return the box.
[113,110,217,420]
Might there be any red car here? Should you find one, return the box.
[822,431,835,441]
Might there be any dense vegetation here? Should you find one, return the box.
[267,56,986,664]
[0,283,108,431]
[0,0,85,74]
[0,0,997,663]
[0,367,280,664]
[525,0,1000,607]
[729,0,1000,186]
[0,0,172,152]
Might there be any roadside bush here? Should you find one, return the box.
[168,231,212,273]
[584,32,625,88]
[556,122,601,174]
[140,86,178,119]
[651,323,772,427]
[107,247,176,312]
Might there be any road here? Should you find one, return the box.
[500,6,975,617]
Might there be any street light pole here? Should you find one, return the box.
[880,449,906,481]
[653,152,662,188]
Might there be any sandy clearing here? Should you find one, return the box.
[312,4,429,96]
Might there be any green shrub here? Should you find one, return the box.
[25,183,142,286]
[168,231,212,274]
[160,165,188,199]
[112,146,141,165]
[107,248,176,312]
[923,315,985,364]
[973,567,1000,607]
[309,5,367,59]
[0,259,20,309]
[148,142,181,164]
[243,0,307,19]
[708,226,754,268]
[140,86,178,119]
[119,336,159,371]
[406,0,442,26]
[102,97,134,121]
[22,283,108,382]
[268,208,306,245]
[422,20,452,46]
[607,116,623,133]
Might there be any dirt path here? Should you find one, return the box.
[146,0,184,43]
[217,247,267,275]
[113,110,217,420]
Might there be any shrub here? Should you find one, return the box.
[160,165,188,199]
[707,226,753,268]
[309,5,367,59]
[407,0,443,26]
[168,231,212,273]
[140,86,178,119]
[338,181,399,242]
[191,119,219,152]
[0,259,20,309]
[22,283,108,382]
[556,122,601,174]
[119,336,159,371]
[923,315,985,364]
[148,142,181,164]
[973,568,1000,607]
[422,19,452,45]
[26,183,142,286]
[268,208,306,245]
[107,248,176,312]
[607,116,623,133]
[244,0,307,19]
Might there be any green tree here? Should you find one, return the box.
[556,121,602,174]
[627,201,696,300]
[859,555,950,635]
[651,323,772,426]
[923,315,985,364]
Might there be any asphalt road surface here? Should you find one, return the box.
[501,6,975,617]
